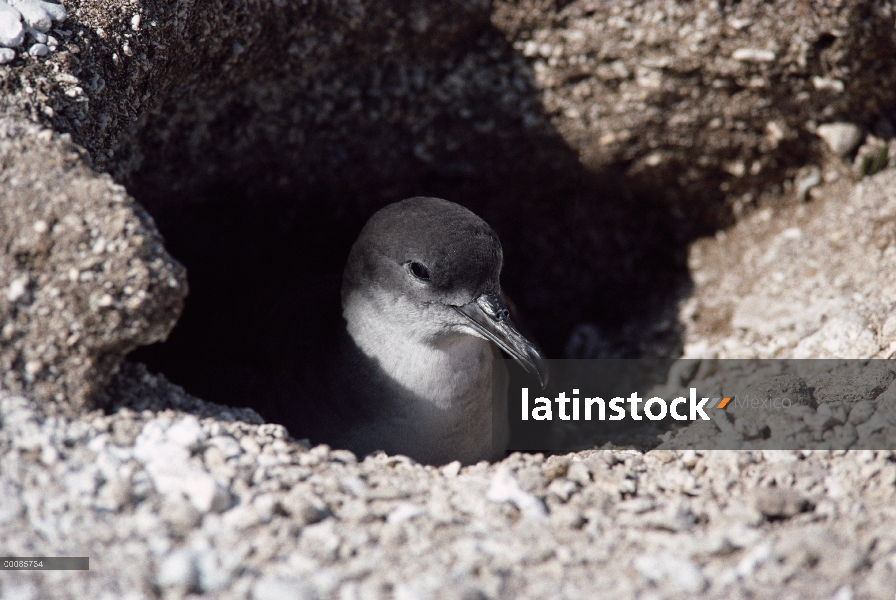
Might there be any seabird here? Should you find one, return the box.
[292,197,548,466]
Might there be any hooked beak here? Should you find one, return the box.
[454,294,549,389]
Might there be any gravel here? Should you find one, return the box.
[2,364,896,598]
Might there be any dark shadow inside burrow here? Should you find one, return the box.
[124,19,707,446]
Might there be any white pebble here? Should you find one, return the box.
[167,416,204,449]
[487,465,547,519]
[816,122,863,156]
[0,0,25,48]
[27,26,44,42]
[386,502,423,524]
[27,40,46,55]
[156,548,198,588]
[634,554,707,593]
[130,14,140,30]
[10,0,50,32]
[7,275,28,301]
[206,435,242,459]
[0,47,14,63]
[832,585,854,600]
[812,76,845,93]
[35,0,63,22]
[96,294,113,307]
[795,166,821,200]
[732,48,776,63]
[440,460,461,477]
[252,576,315,600]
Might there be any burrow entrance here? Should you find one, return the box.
[121,10,709,444]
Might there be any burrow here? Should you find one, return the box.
[33,0,896,438]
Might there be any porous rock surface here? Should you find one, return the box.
[0,117,186,411]
[129,0,896,224]
[680,169,896,361]
[1,0,896,598]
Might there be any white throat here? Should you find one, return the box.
[342,290,495,410]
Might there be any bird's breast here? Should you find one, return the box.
[389,336,495,410]
[343,295,494,410]
[352,327,495,412]
[339,295,505,464]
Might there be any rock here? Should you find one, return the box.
[2,374,896,598]
[6,275,27,301]
[159,496,202,529]
[7,0,49,32]
[794,165,821,200]
[546,477,578,501]
[206,435,242,459]
[683,166,896,362]
[0,118,187,410]
[386,502,423,524]
[0,0,24,48]
[95,477,132,511]
[0,47,14,62]
[156,547,199,589]
[0,485,25,524]
[441,460,462,477]
[775,526,866,579]
[633,553,707,593]
[2,0,890,424]
[812,76,845,93]
[33,0,63,22]
[166,415,204,449]
[252,576,317,600]
[752,488,811,519]
[26,41,46,56]
[848,401,876,425]
[731,48,776,62]
[816,122,863,156]
[487,465,547,519]
[279,489,327,525]
[832,585,854,600]
[811,368,896,405]
[793,316,880,359]
[133,420,229,514]
[26,27,44,43]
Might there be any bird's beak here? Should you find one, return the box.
[454,294,549,389]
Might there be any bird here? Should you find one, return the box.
[281,197,548,466]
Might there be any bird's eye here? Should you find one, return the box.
[408,262,431,281]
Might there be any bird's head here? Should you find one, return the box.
[342,197,548,388]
